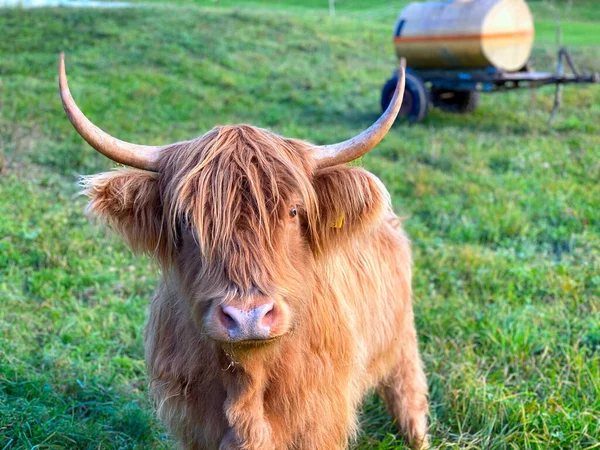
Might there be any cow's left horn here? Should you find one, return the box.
[59,53,164,171]
[314,60,406,168]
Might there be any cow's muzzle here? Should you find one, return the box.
[209,299,283,344]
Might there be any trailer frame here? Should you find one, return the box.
[382,48,599,123]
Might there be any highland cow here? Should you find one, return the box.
[59,53,429,450]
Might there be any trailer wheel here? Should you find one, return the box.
[431,88,480,114]
[381,72,429,123]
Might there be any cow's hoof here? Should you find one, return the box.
[411,434,430,450]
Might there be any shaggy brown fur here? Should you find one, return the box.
[83,125,429,450]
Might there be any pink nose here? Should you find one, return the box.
[219,301,276,342]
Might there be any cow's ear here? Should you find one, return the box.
[82,169,169,259]
[308,165,389,253]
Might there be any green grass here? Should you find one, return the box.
[0,1,599,449]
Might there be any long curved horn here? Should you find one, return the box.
[59,53,163,171]
[314,60,406,168]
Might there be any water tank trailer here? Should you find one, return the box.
[381,0,599,123]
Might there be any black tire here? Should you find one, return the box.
[430,88,480,114]
[381,72,429,123]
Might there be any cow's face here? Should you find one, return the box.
[162,126,317,344]
[84,126,389,346]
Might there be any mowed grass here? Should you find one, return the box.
[0,1,599,449]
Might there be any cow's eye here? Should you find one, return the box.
[289,206,298,218]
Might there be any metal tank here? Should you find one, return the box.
[393,0,534,71]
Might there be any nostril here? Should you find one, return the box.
[259,302,276,328]
[219,307,238,330]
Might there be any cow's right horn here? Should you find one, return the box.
[59,53,168,171]
[313,59,406,168]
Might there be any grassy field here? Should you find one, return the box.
[0,0,599,449]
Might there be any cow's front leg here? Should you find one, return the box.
[378,313,430,449]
